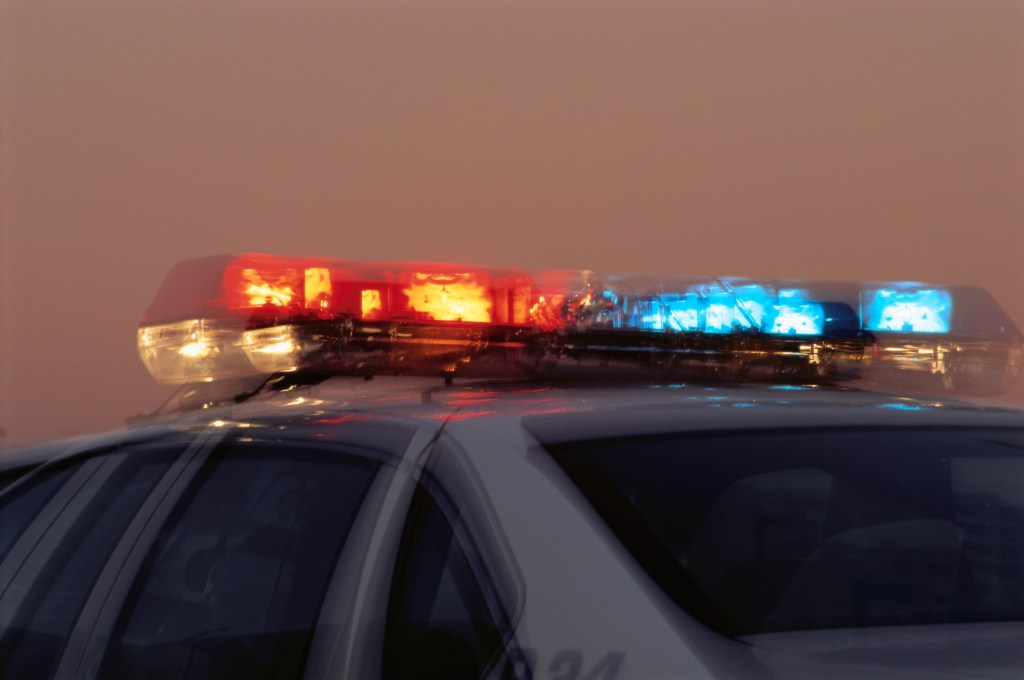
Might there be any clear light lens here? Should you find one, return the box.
[242,326,303,373]
[178,340,210,358]
[138,320,252,384]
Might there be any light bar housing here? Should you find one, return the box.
[138,254,1022,395]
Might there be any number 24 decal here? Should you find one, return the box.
[504,649,625,680]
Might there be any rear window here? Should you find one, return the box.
[545,427,1024,635]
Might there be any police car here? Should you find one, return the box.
[2,255,1023,679]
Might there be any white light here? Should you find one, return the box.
[179,341,209,357]
[252,340,296,355]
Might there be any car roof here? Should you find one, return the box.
[6,377,1021,469]
[178,375,1024,438]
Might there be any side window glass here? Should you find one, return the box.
[99,445,380,680]
[0,462,78,564]
[0,448,180,680]
[383,484,510,680]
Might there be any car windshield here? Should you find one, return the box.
[546,426,1024,636]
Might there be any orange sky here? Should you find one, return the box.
[2,0,1023,447]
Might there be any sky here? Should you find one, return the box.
[2,0,1023,448]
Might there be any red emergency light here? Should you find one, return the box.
[139,254,536,384]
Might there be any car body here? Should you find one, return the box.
[3,254,1023,678]
[2,376,1023,679]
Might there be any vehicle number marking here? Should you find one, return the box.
[504,649,625,680]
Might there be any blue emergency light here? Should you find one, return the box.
[862,287,953,333]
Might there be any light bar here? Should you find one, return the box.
[138,255,1021,394]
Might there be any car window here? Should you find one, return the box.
[98,444,380,680]
[545,426,1024,636]
[0,446,181,680]
[383,481,511,680]
[0,461,79,565]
